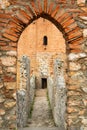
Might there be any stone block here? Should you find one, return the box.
[29,75,35,108]
[7,67,16,73]
[17,89,28,127]
[0,97,5,103]
[0,109,5,116]
[68,53,86,61]
[77,0,86,5]
[4,101,16,109]
[0,83,3,89]
[6,51,17,57]
[1,56,16,66]
[53,58,66,128]
[82,118,87,125]
[0,0,10,9]
[81,87,87,93]
[3,75,15,82]
[83,29,87,38]
[69,62,81,71]
[0,67,2,74]
[4,82,16,90]
[0,117,3,128]
[17,56,30,128]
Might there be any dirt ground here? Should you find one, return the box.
[28,89,55,127]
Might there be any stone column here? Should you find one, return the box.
[16,55,30,128]
[53,58,67,129]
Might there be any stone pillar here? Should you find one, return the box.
[53,58,67,129]
[16,55,30,128]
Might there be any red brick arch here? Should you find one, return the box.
[1,0,83,53]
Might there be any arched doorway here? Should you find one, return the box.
[17,17,67,129]
[17,17,66,88]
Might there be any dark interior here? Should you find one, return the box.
[42,78,47,89]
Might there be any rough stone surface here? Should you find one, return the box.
[4,101,16,109]
[17,56,30,128]
[0,109,5,116]
[29,75,35,108]
[82,118,87,125]
[6,51,17,57]
[0,67,3,74]
[68,53,87,61]
[77,0,86,5]
[81,87,87,93]
[0,96,5,103]
[47,77,54,109]
[7,67,16,73]
[0,117,3,128]
[0,0,10,9]
[48,58,66,128]
[17,89,28,127]
[1,56,16,66]
[0,83,3,89]
[4,82,16,90]
[83,29,87,38]
[0,0,87,129]
[69,62,81,71]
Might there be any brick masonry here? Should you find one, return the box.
[0,0,87,129]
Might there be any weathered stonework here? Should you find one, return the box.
[53,59,66,129]
[0,0,87,129]
[17,56,30,128]
[29,75,35,108]
[0,0,10,9]
[47,58,67,129]
[17,56,35,128]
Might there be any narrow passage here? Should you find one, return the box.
[28,89,55,127]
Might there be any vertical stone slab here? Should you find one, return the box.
[53,58,66,129]
[47,76,54,109]
[16,55,30,128]
[29,75,35,108]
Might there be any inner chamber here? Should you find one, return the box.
[17,17,66,89]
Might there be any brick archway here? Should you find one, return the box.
[0,0,85,129]
[1,0,83,52]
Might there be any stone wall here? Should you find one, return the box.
[0,0,87,129]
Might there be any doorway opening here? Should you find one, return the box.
[42,78,47,89]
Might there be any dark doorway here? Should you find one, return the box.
[42,78,47,89]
